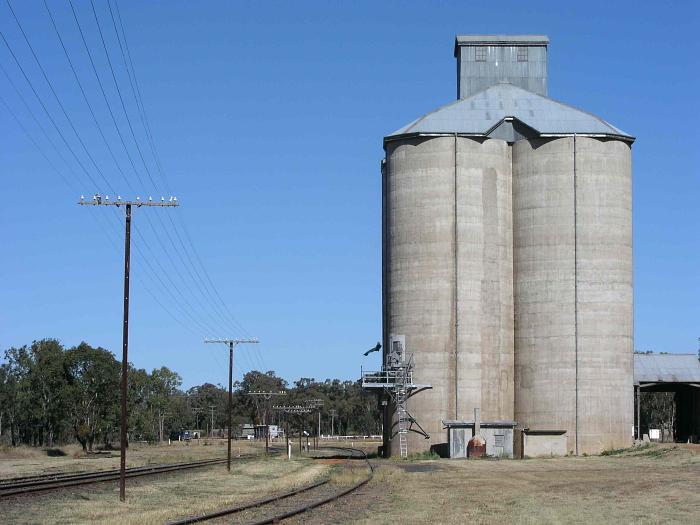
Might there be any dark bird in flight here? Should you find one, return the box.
[363,342,382,356]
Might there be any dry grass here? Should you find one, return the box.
[2,454,329,525]
[0,439,269,479]
[350,444,700,525]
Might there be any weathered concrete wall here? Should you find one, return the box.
[456,138,514,424]
[513,137,577,452]
[385,136,514,456]
[385,136,456,456]
[513,137,633,454]
[574,137,633,453]
[384,134,632,457]
[518,431,568,458]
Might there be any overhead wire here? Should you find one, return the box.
[3,0,265,374]
[4,0,115,194]
[84,0,255,348]
[2,1,226,342]
[0,90,203,340]
[107,0,267,371]
[67,0,240,340]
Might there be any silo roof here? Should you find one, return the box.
[385,83,634,144]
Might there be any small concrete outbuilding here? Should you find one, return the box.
[514,429,568,458]
[444,420,516,458]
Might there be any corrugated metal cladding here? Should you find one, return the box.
[455,35,548,99]
[383,34,635,457]
[634,354,700,384]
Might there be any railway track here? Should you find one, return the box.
[0,455,254,498]
[167,446,374,525]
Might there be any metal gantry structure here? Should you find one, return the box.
[78,194,178,501]
[273,405,312,453]
[361,335,432,458]
[246,390,286,453]
[204,338,259,471]
[305,399,324,449]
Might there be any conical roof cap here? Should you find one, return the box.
[386,83,633,144]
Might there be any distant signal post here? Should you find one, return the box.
[78,194,178,502]
[204,338,259,471]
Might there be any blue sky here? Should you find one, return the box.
[1,1,698,388]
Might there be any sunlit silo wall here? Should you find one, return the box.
[382,35,634,457]
[512,137,633,454]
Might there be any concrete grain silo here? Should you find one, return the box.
[382,35,634,457]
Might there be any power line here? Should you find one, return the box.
[88,0,159,193]
[109,0,261,353]
[65,0,235,336]
[76,0,254,345]
[4,0,115,193]
[0,30,104,192]
[42,0,134,193]
[5,1,229,339]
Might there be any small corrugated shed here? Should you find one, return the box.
[634,354,700,385]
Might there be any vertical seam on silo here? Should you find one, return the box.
[454,133,459,420]
[381,156,390,455]
[573,134,579,455]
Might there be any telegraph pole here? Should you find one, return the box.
[273,405,312,456]
[305,399,324,449]
[204,338,259,471]
[208,406,216,437]
[330,409,337,437]
[192,407,204,437]
[78,194,177,502]
[246,391,286,453]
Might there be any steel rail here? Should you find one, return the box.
[0,458,225,489]
[1,447,284,491]
[167,446,374,525]
[0,458,229,497]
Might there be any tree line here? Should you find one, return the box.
[0,339,381,450]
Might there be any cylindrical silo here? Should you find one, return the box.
[384,135,514,456]
[513,136,633,454]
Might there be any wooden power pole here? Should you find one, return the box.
[204,338,259,471]
[78,194,178,502]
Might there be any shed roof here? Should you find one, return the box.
[385,83,634,144]
[634,354,700,385]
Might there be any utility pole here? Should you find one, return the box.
[192,407,204,437]
[208,406,216,437]
[304,399,324,449]
[158,411,168,443]
[79,194,178,502]
[204,338,259,471]
[330,409,337,438]
[273,405,312,456]
[246,391,286,454]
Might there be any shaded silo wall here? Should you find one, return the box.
[513,137,633,454]
[385,136,514,455]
